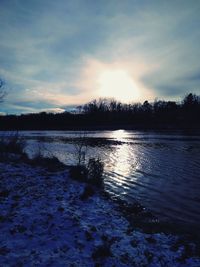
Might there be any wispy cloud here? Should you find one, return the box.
[0,0,200,113]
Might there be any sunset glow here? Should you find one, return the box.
[0,0,199,114]
[98,70,139,102]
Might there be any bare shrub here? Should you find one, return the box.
[28,142,65,171]
[0,132,26,155]
[69,165,88,182]
[29,155,65,171]
[87,158,104,186]
[70,157,104,187]
[73,131,88,165]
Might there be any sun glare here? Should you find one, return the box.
[98,69,139,102]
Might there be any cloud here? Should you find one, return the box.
[0,100,65,115]
[0,0,200,113]
[41,108,65,113]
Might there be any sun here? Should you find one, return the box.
[97,69,139,102]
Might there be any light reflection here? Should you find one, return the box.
[110,129,127,143]
[109,130,136,187]
[113,144,132,179]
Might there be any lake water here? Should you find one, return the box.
[3,130,200,231]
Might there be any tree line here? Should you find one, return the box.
[0,93,200,130]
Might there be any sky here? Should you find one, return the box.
[0,0,200,114]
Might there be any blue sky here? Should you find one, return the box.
[0,0,200,114]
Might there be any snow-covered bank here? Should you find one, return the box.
[0,161,200,266]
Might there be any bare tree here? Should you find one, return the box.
[74,131,89,165]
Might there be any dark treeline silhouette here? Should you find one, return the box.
[0,93,200,130]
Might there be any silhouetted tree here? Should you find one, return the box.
[0,93,199,130]
[182,93,199,109]
[182,93,200,123]
[142,100,152,114]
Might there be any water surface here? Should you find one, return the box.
[3,130,200,230]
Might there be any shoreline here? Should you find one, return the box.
[1,126,200,132]
[1,157,200,266]
[0,121,200,133]
[2,154,200,239]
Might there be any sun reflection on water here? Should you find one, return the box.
[110,129,128,142]
[108,130,139,187]
[114,145,132,178]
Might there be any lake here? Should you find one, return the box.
[3,130,200,231]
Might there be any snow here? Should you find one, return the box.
[0,161,200,266]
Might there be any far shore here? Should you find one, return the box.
[1,124,200,132]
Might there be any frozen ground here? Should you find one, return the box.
[0,161,200,266]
